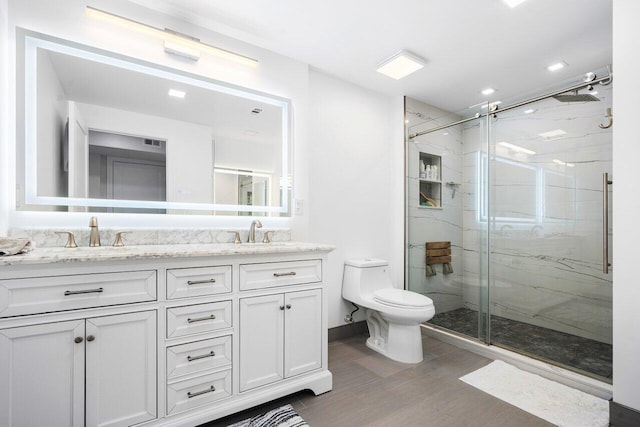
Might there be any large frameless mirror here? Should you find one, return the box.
[18,31,292,215]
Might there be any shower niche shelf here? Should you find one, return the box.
[418,152,442,209]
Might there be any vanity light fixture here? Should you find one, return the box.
[168,89,186,98]
[553,159,575,167]
[502,0,528,8]
[547,61,568,72]
[86,6,259,67]
[481,88,495,96]
[498,142,536,155]
[376,51,425,80]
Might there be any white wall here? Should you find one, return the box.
[612,0,640,413]
[306,69,404,328]
[0,0,8,235]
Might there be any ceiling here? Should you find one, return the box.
[124,0,612,113]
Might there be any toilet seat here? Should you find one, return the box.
[373,288,433,309]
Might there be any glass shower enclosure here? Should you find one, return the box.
[406,74,613,380]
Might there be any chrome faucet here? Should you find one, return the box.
[248,219,263,243]
[89,217,101,247]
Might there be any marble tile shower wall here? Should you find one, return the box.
[461,91,613,344]
[9,228,291,248]
[406,98,465,314]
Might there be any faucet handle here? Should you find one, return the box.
[262,231,271,244]
[55,231,78,248]
[228,231,242,244]
[112,232,128,247]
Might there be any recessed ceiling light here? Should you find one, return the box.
[538,129,567,138]
[376,51,425,80]
[547,61,568,72]
[168,89,186,98]
[502,0,528,8]
[523,108,536,114]
[442,132,449,136]
[481,88,495,96]
[553,159,575,167]
[498,142,536,155]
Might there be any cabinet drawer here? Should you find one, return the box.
[166,301,232,339]
[166,369,232,416]
[166,336,232,380]
[239,260,322,290]
[166,266,232,300]
[0,270,157,318]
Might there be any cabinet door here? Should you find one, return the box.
[284,289,322,378]
[239,294,284,392]
[0,320,85,427]
[85,311,157,427]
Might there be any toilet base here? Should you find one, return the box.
[365,310,424,364]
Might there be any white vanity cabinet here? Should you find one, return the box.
[0,243,333,427]
[0,310,157,427]
[239,289,322,392]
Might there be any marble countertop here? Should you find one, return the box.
[0,242,336,266]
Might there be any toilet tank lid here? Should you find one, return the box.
[345,258,389,268]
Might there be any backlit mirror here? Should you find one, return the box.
[19,32,292,215]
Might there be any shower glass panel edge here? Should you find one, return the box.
[405,98,490,343]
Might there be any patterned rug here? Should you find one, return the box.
[228,404,308,427]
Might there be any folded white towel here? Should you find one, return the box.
[0,238,34,256]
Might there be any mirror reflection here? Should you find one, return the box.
[23,34,291,215]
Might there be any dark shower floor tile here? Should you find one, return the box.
[428,307,612,379]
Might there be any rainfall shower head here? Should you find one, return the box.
[553,90,600,103]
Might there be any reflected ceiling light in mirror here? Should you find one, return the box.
[86,6,258,67]
[498,142,536,155]
[538,129,567,138]
[481,88,495,96]
[376,51,425,80]
[553,159,575,167]
[523,108,536,114]
[547,61,568,72]
[503,0,528,8]
[168,89,186,98]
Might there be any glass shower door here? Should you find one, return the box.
[488,83,613,379]
[406,97,490,343]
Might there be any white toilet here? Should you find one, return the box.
[342,258,435,364]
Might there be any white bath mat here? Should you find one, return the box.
[459,360,609,427]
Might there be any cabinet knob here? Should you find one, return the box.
[286,304,292,309]
[279,305,285,310]
[87,335,96,342]
[74,337,83,344]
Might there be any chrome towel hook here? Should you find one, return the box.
[599,108,613,129]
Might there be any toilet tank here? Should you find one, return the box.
[342,258,392,304]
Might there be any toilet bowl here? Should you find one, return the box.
[342,258,435,363]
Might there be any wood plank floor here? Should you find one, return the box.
[204,332,554,426]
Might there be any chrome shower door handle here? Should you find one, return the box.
[603,173,613,274]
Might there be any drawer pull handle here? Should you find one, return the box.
[187,314,216,323]
[187,279,216,285]
[273,272,296,277]
[187,385,215,398]
[64,287,104,296]
[187,351,215,362]
[74,337,83,344]
[286,304,292,309]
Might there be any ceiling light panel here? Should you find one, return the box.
[376,51,425,80]
[481,88,495,96]
[503,0,528,8]
[547,61,568,72]
[168,89,186,98]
